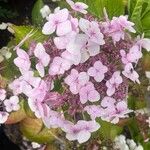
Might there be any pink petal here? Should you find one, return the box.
[106,87,115,96]
[88,90,100,102]
[56,20,72,36]
[55,8,69,23]
[42,21,56,35]
[87,67,96,77]
[77,130,91,143]
[36,63,45,77]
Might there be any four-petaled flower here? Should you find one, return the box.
[4,96,20,112]
[106,71,123,96]
[49,57,72,75]
[66,0,88,14]
[14,48,31,74]
[79,82,100,104]
[63,120,100,143]
[34,43,50,77]
[42,8,72,36]
[88,61,108,82]
[64,69,89,94]
[122,63,140,84]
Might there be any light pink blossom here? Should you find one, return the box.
[84,105,103,120]
[0,89,6,101]
[88,61,108,82]
[63,120,100,143]
[9,78,24,95]
[79,82,100,104]
[79,18,105,45]
[100,98,132,124]
[49,57,72,75]
[61,50,81,65]
[4,96,20,112]
[54,31,77,50]
[103,15,136,43]
[66,34,100,63]
[42,8,72,36]
[106,71,123,96]
[137,37,150,52]
[14,48,31,74]
[34,43,50,77]
[66,0,88,14]
[0,111,9,124]
[30,80,48,102]
[120,46,142,65]
[122,63,140,84]
[65,69,89,94]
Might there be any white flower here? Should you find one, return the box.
[4,96,20,112]
[40,5,51,18]
[0,89,6,101]
[0,22,7,30]
[31,142,41,149]
[0,111,9,124]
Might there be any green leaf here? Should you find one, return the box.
[128,0,137,18]
[53,78,64,93]
[10,25,48,49]
[1,48,20,79]
[31,0,44,26]
[78,0,125,19]
[130,0,144,33]
[59,0,125,19]
[97,119,123,140]
[127,118,143,142]
[128,0,150,36]
[128,95,146,110]
[20,117,59,144]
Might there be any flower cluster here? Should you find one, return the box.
[0,89,20,124]
[1,0,150,144]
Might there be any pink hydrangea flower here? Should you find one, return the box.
[63,120,100,143]
[66,0,88,14]
[80,40,102,63]
[42,8,72,36]
[79,18,105,45]
[20,71,41,88]
[120,46,142,65]
[103,15,136,43]
[84,105,103,120]
[65,69,89,94]
[0,89,6,101]
[100,98,132,124]
[122,63,140,84]
[43,112,67,129]
[101,96,116,108]
[61,50,81,65]
[0,111,9,124]
[4,96,20,112]
[137,37,150,52]
[106,71,123,96]
[88,61,108,82]
[66,34,101,63]
[79,82,100,104]
[28,98,41,118]
[30,80,48,102]
[49,57,72,75]
[9,78,24,95]
[54,31,77,50]
[34,43,50,77]
[14,48,31,74]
